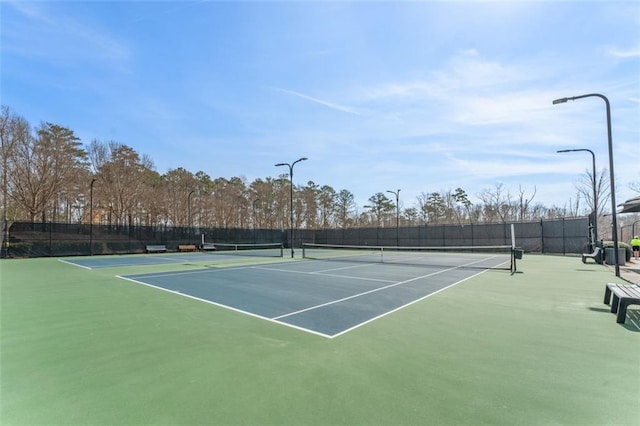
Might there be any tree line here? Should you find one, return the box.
[0,105,616,231]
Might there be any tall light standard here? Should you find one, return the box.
[556,148,597,249]
[89,178,96,255]
[252,198,260,243]
[2,149,7,258]
[275,157,308,258]
[553,93,620,276]
[187,190,195,240]
[386,189,401,246]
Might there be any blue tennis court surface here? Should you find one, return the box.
[118,254,510,338]
[59,251,276,269]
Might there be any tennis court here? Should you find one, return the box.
[3,250,639,425]
[117,247,511,337]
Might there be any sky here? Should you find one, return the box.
[2,0,639,214]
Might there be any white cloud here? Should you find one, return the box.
[607,46,640,58]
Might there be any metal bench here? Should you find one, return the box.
[582,247,603,264]
[200,243,216,251]
[145,244,167,253]
[603,283,640,324]
[177,244,197,252]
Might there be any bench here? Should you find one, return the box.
[603,283,640,324]
[178,244,197,252]
[145,244,167,253]
[582,247,603,264]
[200,243,216,251]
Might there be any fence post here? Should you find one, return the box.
[48,221,52,256]
[562,217,566,255]
[470,223,474,247]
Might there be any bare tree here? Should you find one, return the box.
[10,122,88,222]
[249,177,280,229]
[516,185,536,221]
[318,185,337,229]
[163,167,200,226]
[89,141,153,227]
[1,107,29,223]
[575,168,608,216]
[478,183,512,223]
[299,181,320,229]
[5,105,614,229]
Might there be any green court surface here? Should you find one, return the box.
[1,254,639,425]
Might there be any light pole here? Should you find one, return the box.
[89,178,96,255]
[108,202,113,229]
[187,190,195,241]
[553,93,620,276]
[556,148,597,249]
[252,198,260,243]
[386,189,401,246]
[275,157,308,258]
[2,153,7,258]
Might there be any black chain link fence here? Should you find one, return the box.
[2,217,590,258]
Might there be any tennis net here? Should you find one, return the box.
[302,243,516,271]
[201,242,284,258]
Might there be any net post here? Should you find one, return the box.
[510,248,516,273]
[510,223,516,273]
[510,224,515,249]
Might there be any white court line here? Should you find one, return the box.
[117,254,508,339]
[58,255,192,270]
[272,255,502,322]
[309,262,386,274]
[125,263,260,279]
[330,269,490,339]
[115,274,333,339]
[312,273,395,283]
[58,259,93,270]
[250,265,395,283]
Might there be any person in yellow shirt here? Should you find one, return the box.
[631,235,640,260]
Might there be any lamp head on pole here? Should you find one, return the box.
[293,157,308,168]
[551,91,618,276]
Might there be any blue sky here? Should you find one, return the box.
[2,1,639,213]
